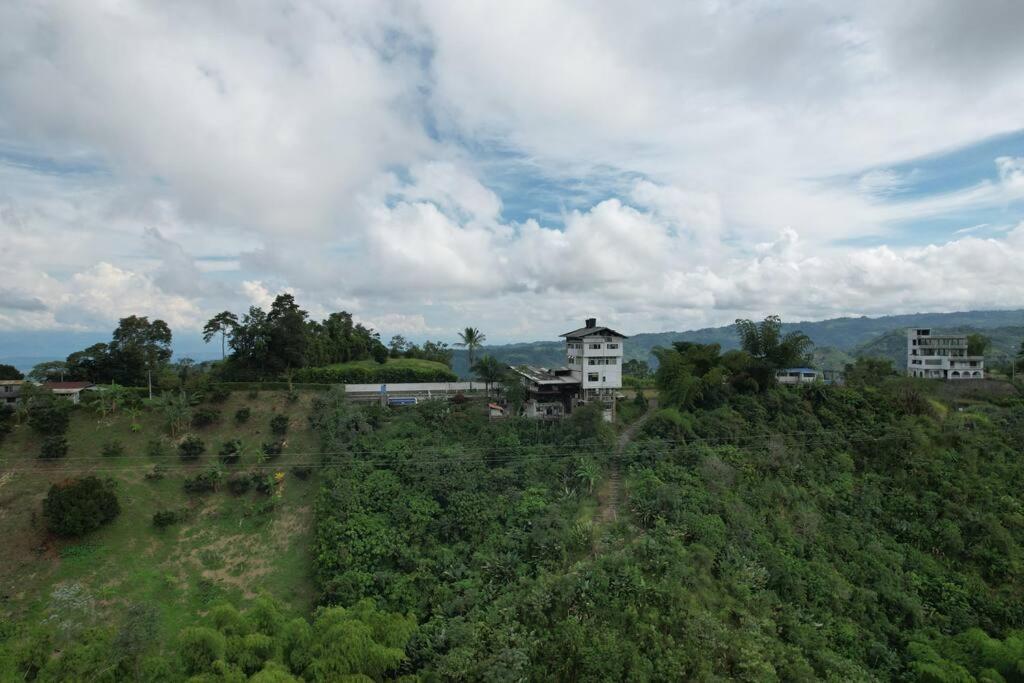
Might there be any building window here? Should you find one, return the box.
[607,343,619,349]
[607,358,617,364]
[587,373,599,382]
[589,343,602,349]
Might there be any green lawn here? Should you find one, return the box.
[0,390,321,640]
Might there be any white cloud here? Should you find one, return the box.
[2,2,1024,342]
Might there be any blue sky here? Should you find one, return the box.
[1,1,1024,354]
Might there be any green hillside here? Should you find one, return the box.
[0,390,321,644]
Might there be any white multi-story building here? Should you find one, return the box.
[907,328,984,379]
[561,318,626,400]
[508,317,627,419]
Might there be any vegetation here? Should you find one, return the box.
[295,358,457,384]
[455,326,487,369]
[42,477,121,537]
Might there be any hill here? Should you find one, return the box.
[451,309,1024,376]
[0,389,321,644]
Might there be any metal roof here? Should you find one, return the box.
[559,325,628,340]
[508,365,580,385]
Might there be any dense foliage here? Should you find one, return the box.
[42,477,120,537]
[295,361,457,384]
[302,374,1024,679]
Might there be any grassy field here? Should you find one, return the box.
[320,357,454,373]
[0,390,322,641]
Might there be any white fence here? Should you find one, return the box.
[344,381,488,398]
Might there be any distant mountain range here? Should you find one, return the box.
[4,309,1022,377]
[449,309,1024,377]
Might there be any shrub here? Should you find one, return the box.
[286,389,300,404]
[42,476,120,536]
[252,473,276,495]
[227,474,252,495]
[144,465,166,481]
[191,407,220,428]
[219,439,242,464]
[234,407,251,424]
[147,439,169,458]
[179,435,206,460]
[269,414,289,435]
[29,399,71,435]
[246,389,259,399]
[261,440,284,460]
[207,386,231,403]
[183,468,222,494]
[152,510,180,528]
[39,435,69,459]
[101,440,125,457]
[291,465,313,480]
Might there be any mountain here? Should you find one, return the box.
[451,309,1024,377]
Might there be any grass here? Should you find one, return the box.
[0,390,321,641]
[320,357,454,373]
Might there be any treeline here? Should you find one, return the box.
[29,294,462,387]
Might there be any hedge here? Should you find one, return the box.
[294,365,457,384]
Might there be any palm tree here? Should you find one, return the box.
[455,327,487,372]
[734,315,813,370]
[471,355,503,396]
[575,458,601,494]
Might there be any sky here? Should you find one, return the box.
[2,1,1024,353]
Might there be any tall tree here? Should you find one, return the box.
[267,293,309,372]
[65,343,112,383]
[109,316,173,398]
[456,327,487,370]
[202,311,239,360]
[28,360,67,382]
[966,333,990,357]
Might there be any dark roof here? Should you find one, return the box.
[44,381,95,390]
[559,326,628,340]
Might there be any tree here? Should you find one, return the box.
[622,359,650,378]
[203,311,240,360]
[28,360,67,382]
[42,476,120,536]
[65,343,112,383]
[154,391,193,437]
[0,363,23,380]
[109,316,173,397]
[472,355,504,395]
[967,333,990,357]
[456,327,487,370]
[371,343,389,364]
[734,315,813,385]
[28,392,70,435]
[388,335,408,357]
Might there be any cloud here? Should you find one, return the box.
[2,2,1024,342]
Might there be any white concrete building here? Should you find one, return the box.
[776,368,820,385]
[561,318,626,401]
[907,328,984,379]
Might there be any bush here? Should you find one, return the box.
[191,407,221,428]
[219,439,242,464]
[183,468,222,494]
[291,465,313,480]
[39,435,69,459]
[252,473,276,495]
[178,627,226,676]
[207,386,231,403]
[29,399,71,436]
[42,476,120,536]
[179,435,206,460]
[152,510,180,528]
[227,474,252,495]
[144,465,166,481]
[147,439,169,458]
[101,440,125,457]
[234,407,251,424]
[261,440,284,460]
[286,389,300,404]
[247,389,259,399]
[270,414,289,435]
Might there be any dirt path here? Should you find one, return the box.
[597,399,657,524]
